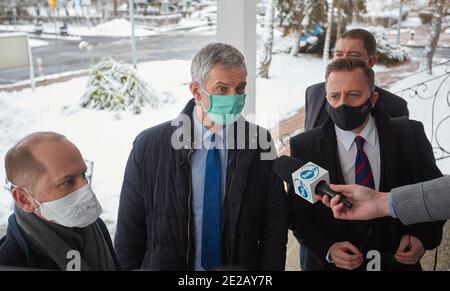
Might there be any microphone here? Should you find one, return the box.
[274,156,352,208]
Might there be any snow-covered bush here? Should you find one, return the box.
[418,10,434,24]
[80,58,161,114]
[372,29,410,66]
[350,26,410,66]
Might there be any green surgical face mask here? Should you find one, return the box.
[200,87,246,125]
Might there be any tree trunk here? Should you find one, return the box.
[258,0,275,78]
[336,0,342,41]
[323,0,334,61]
[290,1,308,57]
[290,25,304,56]
[445,0,449,14]
[114,0,119,17]
[424,0,445,74]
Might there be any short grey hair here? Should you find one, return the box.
[191,43,247,85]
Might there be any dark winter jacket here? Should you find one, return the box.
[114,99,289,271]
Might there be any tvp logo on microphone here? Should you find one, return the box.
[300,165,320,180]
[292,162,330,204]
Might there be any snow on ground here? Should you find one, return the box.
[185,25,216,35]
[0,20,157,38]
[69,19,157,37]
[28,38,49,48]
[401,16,423,29]
[0,25,82,41]
[0,25,37,34]
[256,54,325,127]
[151,18,210,33]
[0,17,211,38]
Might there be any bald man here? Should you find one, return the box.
[0,132,119,271]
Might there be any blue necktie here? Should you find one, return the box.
[201,133,221,270]
[354,136,375,190]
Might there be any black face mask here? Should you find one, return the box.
[326,98,373,131]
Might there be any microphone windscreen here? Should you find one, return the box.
[274,155,305,183]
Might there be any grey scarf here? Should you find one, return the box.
[15,205,116,271]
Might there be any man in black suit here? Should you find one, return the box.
[304,29,409,131]
[289,58,443,271]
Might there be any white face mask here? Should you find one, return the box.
[28,184,103,228]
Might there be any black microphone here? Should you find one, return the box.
[274,156,352,208]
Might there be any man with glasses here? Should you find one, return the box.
[303,28,409,132]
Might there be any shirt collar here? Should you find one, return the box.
[335,115,376,151]
[192,109,226,147]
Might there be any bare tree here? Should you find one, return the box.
[258,0,275,78]
[289,0,320,56]
[114,0,120,17]
[335,0,342,41]
[322,0,334,61]
[275,0,365,57]
[423,0,446,74]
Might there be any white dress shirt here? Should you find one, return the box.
[326,115,381,263]
[335,115,381,191]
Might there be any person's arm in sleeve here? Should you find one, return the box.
[114,139,149,270]
[393,176,450,225]
[260,162,289,271]
[402,122,443,250]
[318,177,450,224]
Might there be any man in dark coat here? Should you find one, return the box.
[114,43,288,271]
[290,58,443,271]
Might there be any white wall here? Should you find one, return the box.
[217,0,257,116]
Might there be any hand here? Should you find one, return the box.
[314,184,390,220]
[329,241,364,270]
[395,235,425,265]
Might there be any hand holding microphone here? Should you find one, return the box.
[274,156,352,208]
[316,184,389,220]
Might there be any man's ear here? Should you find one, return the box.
[189,82,202,101]
[367,55,377,68]
[370,91,379,109]
[11,187,35,213]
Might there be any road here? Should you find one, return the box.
[0,31,216,85]
[1,30,450,85]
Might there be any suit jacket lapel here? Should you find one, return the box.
[316,119,346,184]
[373,109,400,192]
[316,119,347,235]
